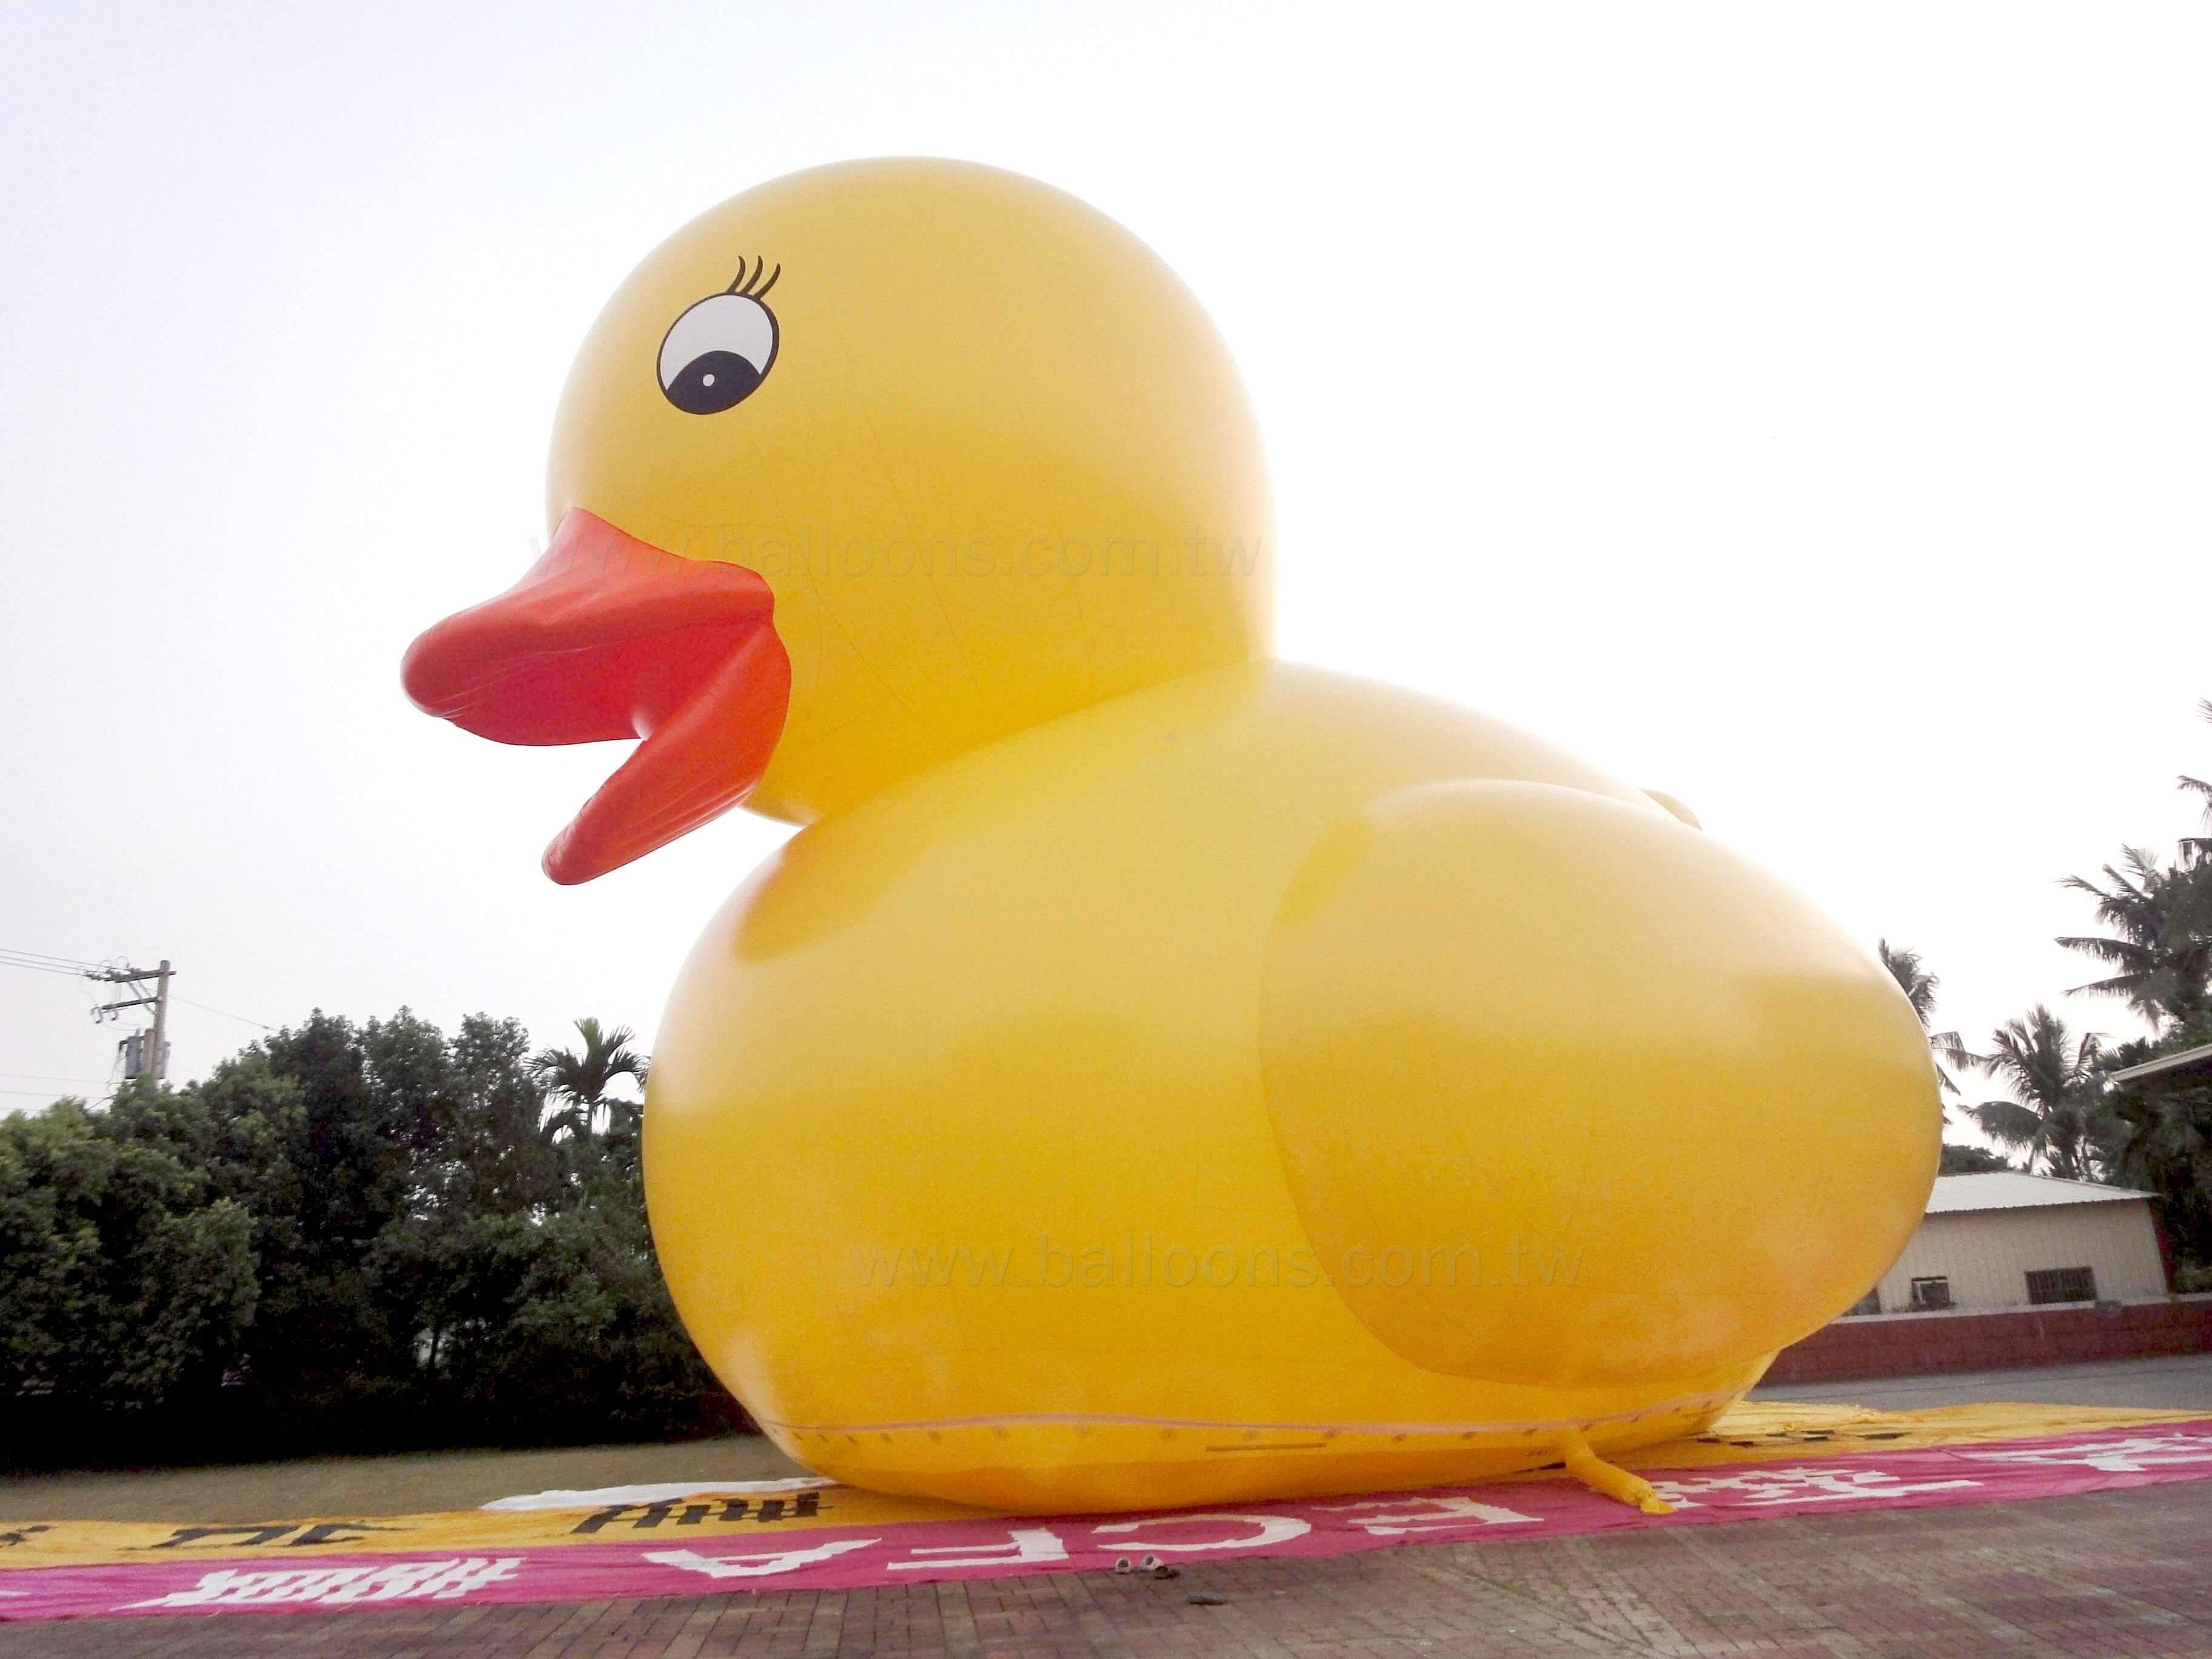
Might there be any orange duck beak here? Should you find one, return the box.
[401,510,789,884]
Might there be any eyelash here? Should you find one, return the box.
[728,258,781,300]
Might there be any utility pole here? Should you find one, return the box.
[89,959,173,1083]
[150,959,171,1084]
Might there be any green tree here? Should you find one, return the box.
[423,1015,560,1217]
[3,1008,741,1465]
[2104,1010,2212,1270]
[0,1095,256,1409]
[2056,698,2212,1029]
[217,1014,427,1409]
[533,1017,649,1162]
[2058,847,2212,1027]
[2180,697,2212,859]
[1939,1142,2015,1175]
[1965,1005,2122,1182]
[1878,940,1975,1098]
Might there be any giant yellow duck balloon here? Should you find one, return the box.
[404,159,1939,1515]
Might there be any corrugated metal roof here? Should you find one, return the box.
[1926,1171,2152,1215]
[2108,1042,2212,1087]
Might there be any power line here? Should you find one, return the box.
[0,945,102,969]
[0,953,99,979]
[4,950,276,1030]
[175,996,275,1032]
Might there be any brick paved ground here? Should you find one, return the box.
[10,1479,2211,1658]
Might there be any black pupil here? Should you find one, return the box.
[665,350,763,415]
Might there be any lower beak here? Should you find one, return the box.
[401,509,789,884]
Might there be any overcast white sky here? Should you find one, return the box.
[2,4,2207,1117]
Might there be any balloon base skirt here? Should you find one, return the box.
[758,1389,1741,1514]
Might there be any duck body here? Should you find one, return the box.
[646,660,1935,1512]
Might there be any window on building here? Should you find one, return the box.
[2025,1266,2097,1305]
[1842,1288,1882,1316]
[1908,1276,1952,1311]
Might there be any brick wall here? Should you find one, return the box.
[1763,1294,2212,1384]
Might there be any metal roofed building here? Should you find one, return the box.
[2107,1041,2212,1090]
[1848,1172,2171,1317]
[1766,1171,2209,1382]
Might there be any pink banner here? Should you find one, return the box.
[8,1418,2212,1621]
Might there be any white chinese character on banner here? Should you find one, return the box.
[1645,1467,1977,1508]
[1091,1513,1313,1552]
[1965,1432,2212,1474]
[889,1527,1068,1570]
[1316,1495,1540,1535]
[126,1557,521,1609]
[647,1538,880,1579]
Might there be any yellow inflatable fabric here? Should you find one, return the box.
[402,159,1940,1514]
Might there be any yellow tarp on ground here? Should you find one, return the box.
[1615,1398,2205,1469]
[2,1400,2202,1570]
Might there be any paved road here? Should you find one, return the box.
[1753,1351,2212,1410]
[10,1478,2211,1657]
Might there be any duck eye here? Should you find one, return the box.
[657,291,778,415]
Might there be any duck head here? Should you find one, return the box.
[403,159,1273,882]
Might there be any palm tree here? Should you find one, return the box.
[1877,940,1975,1099]
[2057,846,2212,1026]
[2180,697,2211,860]
[1965,1005,2120,1182]
[532,1017,648,1147]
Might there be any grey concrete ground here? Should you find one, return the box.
[1752,1350,2212,1410]
[16,1481,2212,1658]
